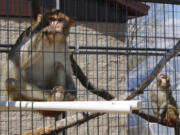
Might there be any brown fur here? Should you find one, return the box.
[150,74,179,126]
[4,9,76,117]
[164,104,179,126]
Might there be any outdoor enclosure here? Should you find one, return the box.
[0,0,180,135]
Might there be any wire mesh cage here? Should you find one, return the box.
[0,0,180,135]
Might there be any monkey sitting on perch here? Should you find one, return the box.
[4,9,76,117]
[150,73,179,126]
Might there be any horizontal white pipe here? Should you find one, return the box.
[0,101,141,114]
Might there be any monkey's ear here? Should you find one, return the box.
[157,78,161,85]
[37,14,42,23]
[69,18,75,26]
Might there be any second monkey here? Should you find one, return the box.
[150,74,179,126]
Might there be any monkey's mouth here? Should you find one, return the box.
[55,31,64,35]
[161,84,170,89]
[45,31,64,36]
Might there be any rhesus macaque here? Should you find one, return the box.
[150,74,179,126]
[4,9,76,117]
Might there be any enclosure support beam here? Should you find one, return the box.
[56,0,60,9]
[134,0,180,4]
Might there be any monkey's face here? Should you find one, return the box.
[45,12,74,36]
[49,16,64,34]
[158,74,171,89]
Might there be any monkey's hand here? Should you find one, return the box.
[48,86,65,101]
[40,86,65,118]
[163,104,179,126]
[64,92,76,101]
[48,86,76,101]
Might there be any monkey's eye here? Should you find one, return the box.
[161,76,167,79]
[57,18,64,22]
[49,17,64,23]
[49,17,57,21]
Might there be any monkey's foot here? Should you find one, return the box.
[48,86,65,101]
[64,92,76,101]
[5,78,18,90]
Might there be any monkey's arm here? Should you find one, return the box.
[55,62,76,101]
[55,62,66,86]
[5,78,50,101]
[55,59,77,101]
[168,90,178,108]
[150,95,159,116]
[159,102,168,115]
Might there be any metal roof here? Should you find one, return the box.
[0,0,150,22]
[112,0,150,16]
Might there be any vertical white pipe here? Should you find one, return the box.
[56,0,60,9]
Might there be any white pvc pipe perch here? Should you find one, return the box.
[0,101,142,114]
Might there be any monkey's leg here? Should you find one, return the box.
[39,63,69,118]
[151,101,159,118]
[5,61,50,101]
[5,78,50,101]
[65,74,76,101]
[55,62,88,120]
[54,62,76,101]
[53,62,67,135]
[64,65,88,118]
[55,62,87,120]
[164,104,179,126]
[159,102,168,114]
[55,62,66,88]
